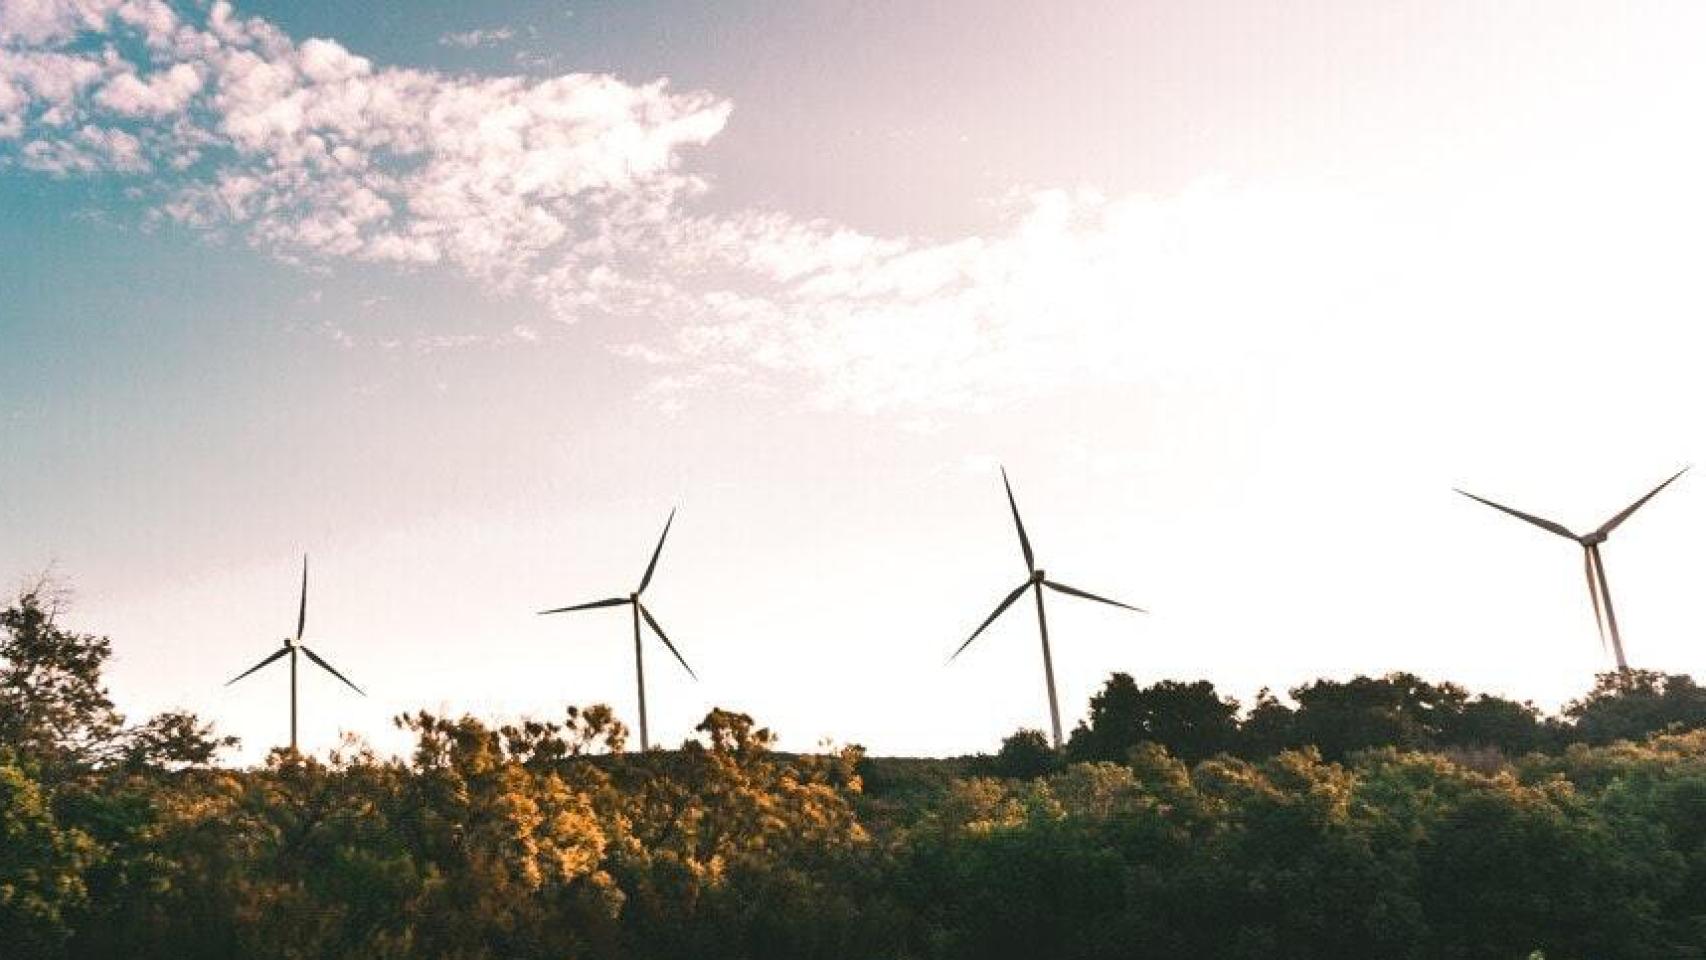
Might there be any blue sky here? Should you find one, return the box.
[6,1,1706,761]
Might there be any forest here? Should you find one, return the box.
[6,584,1706,960]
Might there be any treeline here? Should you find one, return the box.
[6,587,1706,959]
[981,668,1706,778]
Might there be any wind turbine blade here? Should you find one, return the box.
[1589,547,1629,670]
[1454,489,1578,541]
[225,646,289,686]
[637,508,676,595]
[638,602,697,680]
[1583,549,1609,657]
[948,581,1031,662]
[1000,467,1036,574]
[1595,466,1690,537]
[538,597,630,615]
[296,555,308,642]
[1043,579,1146,612]
[301,646,365,696]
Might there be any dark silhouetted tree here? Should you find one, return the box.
[1,586,233,779]
[0,585,124,776]
[992,729,1058,779]
[1565,670,1706,745]
[1067,674,1239,763]
[1288,673,1464,760]
[1439,693,1549,756]
[1236,686,1297,757]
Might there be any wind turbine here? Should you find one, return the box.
[949,468,1145,749]
[538,509,697,751]
[224,556,366,753]
[1456,467,1689,672]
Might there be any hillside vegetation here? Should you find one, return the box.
[5,587,1706,959]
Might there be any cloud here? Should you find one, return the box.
[3,0,731,283]
[21,123,147,173]
[0,1,1375,415]
[605,184,1380,412]
[93,61,201,116]
[438,27,515,49]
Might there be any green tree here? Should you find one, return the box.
[1565,671,1706,745]
[1441,693,1549,756]
[0,761,93,957]
[1236,686,1297,757]
[1288,673,1465,760]
[609,709,882,960]
[990,728,1059,779]
[1067,674,1240,763]
[1417,778,1667,959]
[398,711,620,959]
[0,587,124,777]
[1,587,234,779]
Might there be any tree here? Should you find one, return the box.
[0,761,93,957]
[1236,686,1297,757]
[0,586,124,776]
[1288,673,1466,760]
[1564,671,1706,745]
[398,711,619,958]
[1440,693,1548,756]
[606,708,882,960]
[991,729,1058,779]
[121,711,238,772]
[0,586,233,779]
[1066,674,1240,764]
[1417,779,1667,959]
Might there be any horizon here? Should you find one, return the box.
[7,1,1706,764]
[8,573,1678,763]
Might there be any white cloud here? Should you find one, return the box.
[0,78,24,137]
[93,61,201,115]
[1,0,121,46]
[439,27,515,49]
[21,122,146,173]
[0,2,1384,415]
[115,0,179,46]
[602,184,1381,412]
[2,2,731,278]
[1,48,113,114]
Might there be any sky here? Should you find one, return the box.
[5,0,1706,762]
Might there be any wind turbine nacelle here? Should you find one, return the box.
[1580,532,1608,547]
[1032,569,1047,583]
